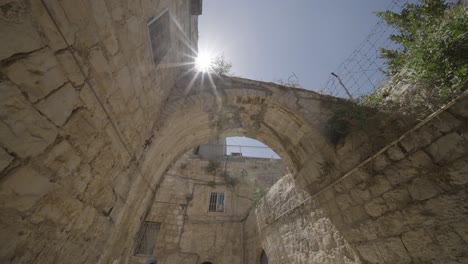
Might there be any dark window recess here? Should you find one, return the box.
[260,250,269,264]
[148,11,171,67]
[191,0,203,15]
[134,221,161,256]
[208,192,225,212]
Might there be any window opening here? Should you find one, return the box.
[148,11,171,67]
[208,192,225,212]
[134,221,161,256]
[260,250,268,264]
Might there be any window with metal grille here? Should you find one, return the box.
[191,0,203,15]
[134,221,161,256]
[148,11,171,67]
[208,192,225,212]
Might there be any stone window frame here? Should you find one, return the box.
[208,192,225,212]
[134,221,161,256]
[147,9,173,68]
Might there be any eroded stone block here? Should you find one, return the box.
[35,83,78,126]
[0,0,43,60]
[0,147,14,173]
[0,81,57,158]
[0,166,56,211]
[4,48,67,103]
[426,132,467,164]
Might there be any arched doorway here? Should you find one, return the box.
[260,250,268,264]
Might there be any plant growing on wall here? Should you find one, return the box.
[250,186,269,207]
[211,55,233,75]
[223,172,238,188]
[205,160,221,175]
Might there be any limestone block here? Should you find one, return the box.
[356,243,382,263]
[349,188,371,204]
[335,193,354,210]
[376,237,411,263]
[35,83,78,126]
[89,0,119,55]
[4,48,67,103]
[421,192,467,223]
[87,48,115,98]
[55,50,85,86]
[372,153,391,172]
[0,147,14,173]
[30,0,67,51]
[384,151,433,186]
[33,190,84,225]
[45,0,99,48]
[382,187,411,211]
[70,205,97,233]
[435,227,465,257]
[364,198,388,218]
[41,0,77,45]
[79,84,109,129]
[431,111,463,134]
[44,140,82,177]
[426,132,467,164]
[70,163,93,195]
[358,220,379,241]
[369,175,392,197]
[386,146,405,161]
[401,229,440,261]
[400,125,442,153]
[0,81,57,158]
[407,177,442,201]
[0,166,56,211]
[61,108,108,162]
[375,211,407,237]
[445,159,468,186]
[343,205,367,224]
[0,212,32,261]
[0,0,43,60]
[451,219,468,244]
[449,96,468,118]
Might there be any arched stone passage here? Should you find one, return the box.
[140,75,346,197]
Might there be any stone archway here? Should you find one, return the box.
[140,75,346,195]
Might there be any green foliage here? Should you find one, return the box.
[207,181,216,188]
[222,172,238,188]
[326,100,367,144]
[250,186,269,207]
[205,160,221,175]
[375,0,468,97]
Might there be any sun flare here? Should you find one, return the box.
[195,52,214,72]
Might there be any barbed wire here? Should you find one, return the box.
[320,0,410,99]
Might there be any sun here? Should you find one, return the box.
[195,52,214,72]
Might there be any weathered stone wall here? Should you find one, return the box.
[247,95,468,264]
[0,0,198,263]
[1,0,467,263]
[247,175,362,264]
[130,152,287,264]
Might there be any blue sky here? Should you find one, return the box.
[197,0,402,157]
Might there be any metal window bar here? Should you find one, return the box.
[209,192,225,212]
[216,192,225,212]
[209,192,217,212]
[135,222,161,256]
